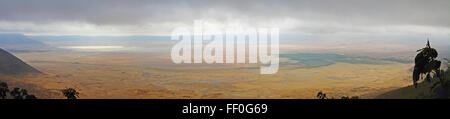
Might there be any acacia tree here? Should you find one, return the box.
[413,40,442,88]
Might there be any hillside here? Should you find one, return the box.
[0,48,41,75]
[376,61,450,99]
[375,80,448,99]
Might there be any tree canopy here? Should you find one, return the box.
[0,81,37,99]
[61,88,80,99]
[413,40,441,88]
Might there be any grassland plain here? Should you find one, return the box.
[0,51,413,99]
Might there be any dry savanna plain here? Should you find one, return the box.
[1,46,413,99]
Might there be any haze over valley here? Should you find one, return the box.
[1,0,450,99]
[0,33,432,98]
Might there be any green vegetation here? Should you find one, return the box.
[281,53,407,68]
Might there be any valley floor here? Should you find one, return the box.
[2,51,413,99]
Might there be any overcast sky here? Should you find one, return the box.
[0,0,449,36]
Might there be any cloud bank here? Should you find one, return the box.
[0,0,449,36]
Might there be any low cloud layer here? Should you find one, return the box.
[0,0,449,36]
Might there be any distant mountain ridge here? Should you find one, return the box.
[0,33,48,51]
[0,48,41,75]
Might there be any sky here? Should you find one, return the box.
[0,0,449,37]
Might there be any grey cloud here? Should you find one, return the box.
[0,0,449,35]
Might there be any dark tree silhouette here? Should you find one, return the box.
[0,82,9,99]
[316,91,327,99]
[61,88,80,99]
[432,58,450,88]
[413,40,442,88]
[10,88,24,99]
[9,87,37,99]
[350,96,360,99]
[0,82,37,99]
[25,95,37,99]
[341,96,359,99]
